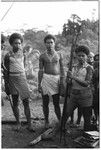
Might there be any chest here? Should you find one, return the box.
[72,66,87,79]
[44,52,60,63]
[10,54,24,65]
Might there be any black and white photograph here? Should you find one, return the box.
[1,0,99,148]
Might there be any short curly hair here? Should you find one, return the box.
[75,45,90,56]
[44,34,56,43]
[9,33,23,45]
[94,54,99,61]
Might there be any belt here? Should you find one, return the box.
[71,88,91,95]
[9,72,24,74]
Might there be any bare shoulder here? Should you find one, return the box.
[39,51,47,60]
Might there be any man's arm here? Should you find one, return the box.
[59,52,65,79]
[38,55,44,92]
[2,53,10,95]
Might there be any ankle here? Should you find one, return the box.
[17,121,21,125]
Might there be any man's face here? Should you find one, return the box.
[1,42,5,50]
[45,39,55,51]
[12,39,22,52]
[88,54,94,63]
[76,51,87,64]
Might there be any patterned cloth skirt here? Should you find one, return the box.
[9,73,30,100]
[41,73,60,96]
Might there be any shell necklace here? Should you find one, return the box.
[46,50,55,62]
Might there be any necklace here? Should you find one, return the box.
[46,51,55,62]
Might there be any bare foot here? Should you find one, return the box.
[45,122,50,129]
[13,124,22,132]
[27,125,35,132]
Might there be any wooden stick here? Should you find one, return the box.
[29,128,53,146]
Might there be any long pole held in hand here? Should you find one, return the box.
[59,36,77,143]
[60,25,81,144]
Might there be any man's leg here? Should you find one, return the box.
[12,94,21,130]
[82,106,92,131]
[61,97,77,130]
[12,94,20,124]
[42,94,50,127]
[70,111,74,124]
[52,94,61,121]
[23,98,33,130]
[76,107,83,125]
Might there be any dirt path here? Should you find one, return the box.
[2,98,83,148]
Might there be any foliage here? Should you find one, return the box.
[1,14,99,100]
[62,14,99,54]
[23,30,48,53]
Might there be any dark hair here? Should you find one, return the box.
[9,33,23,45]
[44,34,56,43]
[75,45,90,56]
[94,54,99,61]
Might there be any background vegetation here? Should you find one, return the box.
[1,14,99,100]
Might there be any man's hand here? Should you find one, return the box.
[67,71,73,79]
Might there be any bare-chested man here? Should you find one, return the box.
[38,34,65,128]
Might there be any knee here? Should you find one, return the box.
[54,103,60,110]
[42,95,49,108]
[12,95,19,107]
[23,99,29,107]
[43,103,49,109]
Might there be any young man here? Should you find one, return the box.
[75,51,94,126]
[38,34,65,128]
[3,33,34,131]
[62,45,93,131]
[87,52,94,66]
[92,54,99,126]
[1,34,7,106]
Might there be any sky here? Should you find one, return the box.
[1,1,99,35]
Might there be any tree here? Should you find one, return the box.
[23,29,48,53]
[62,14,82,45]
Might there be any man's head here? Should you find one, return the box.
[23,45,32,54]
[1,34,6,50]
[87,52,94,65]
[44,34,56,51]
[94,54,99,62]
[93,54,99,69]
[75,45,90,64]
[9,33,23,52]
[55,43,61,51]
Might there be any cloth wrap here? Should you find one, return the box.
[41,73,60,96]
[3,51,30,100]
[9,73,30,100]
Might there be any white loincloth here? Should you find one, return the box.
[41,73,60,96]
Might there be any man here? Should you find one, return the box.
[87,52,94,66]
[93,54,99,69]
[1,34,7,106]
[75,51,94,126]
[3,33,34,131]
[62,45,93,131]
[38,34,65,128]
[92,54,99,126]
